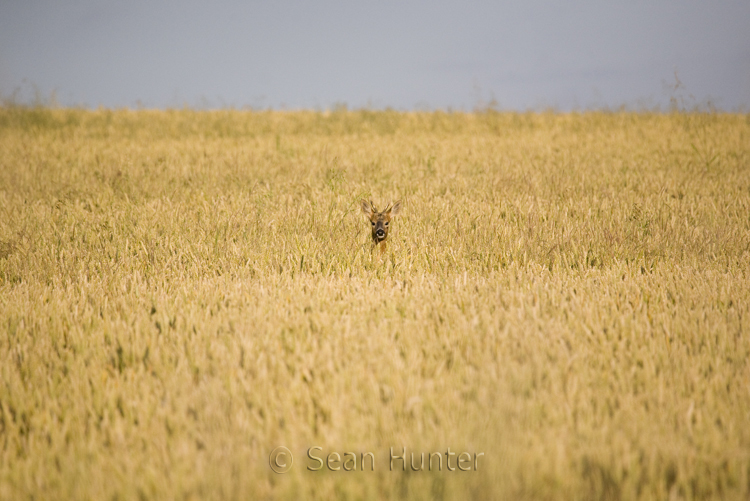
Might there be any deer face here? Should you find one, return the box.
[361,199,401,246]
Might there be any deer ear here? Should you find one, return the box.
[361,199,373,215]
[389,200,402,216]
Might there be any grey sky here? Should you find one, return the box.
[1,1,748,110]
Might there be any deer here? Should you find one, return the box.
[361,199,401,253]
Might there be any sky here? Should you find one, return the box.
[1,1,749,111]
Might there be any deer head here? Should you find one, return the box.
[361,199,401,250]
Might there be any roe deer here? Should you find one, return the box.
[361,199,401,252]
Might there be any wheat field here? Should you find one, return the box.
[1,108,749,500]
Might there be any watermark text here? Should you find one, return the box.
[269,446,484,474]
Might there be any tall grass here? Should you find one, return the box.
[1,108,749,499]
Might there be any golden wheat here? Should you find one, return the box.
[0,108,749,499]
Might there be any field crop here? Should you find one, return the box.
[1,107,749,500]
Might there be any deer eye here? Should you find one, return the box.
[371,221,375,226]
[384,222,389,226]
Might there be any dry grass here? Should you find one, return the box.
[1,108,749,500]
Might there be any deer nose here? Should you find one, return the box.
[376,228,386,238]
